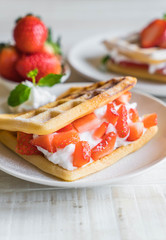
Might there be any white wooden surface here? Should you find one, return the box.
[0,0,166,239]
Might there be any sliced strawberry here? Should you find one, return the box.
[156,67,166,75]
[93,122,109,139]
[118,61,148,70]
[129,108,139,122]
[73,141,91,167]
[115,91,132,105]
[57,124,74,132]
[53,130,80,148]
[141,19,166,48]
[73,113,100,133]
[30,134,56,153]
[142,113,157,128]
[159,29,166,48]
[91,132,117,161]
[106,103,119,125]
[127,122,144,141]
[116,105,129,138]
[16,132,40,155]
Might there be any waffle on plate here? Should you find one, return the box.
[0,77,158,181]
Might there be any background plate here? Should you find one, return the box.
[0,83,166,188]
[68,33,166,97]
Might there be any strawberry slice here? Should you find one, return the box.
[142,113,157,128]
[30,134,56,153]
[73,113,100,133]
[129,108,139,122]
[53,130,80,148]
[91,132,117,161]
[141,19,166,48]
[116,105,129,138]
[118,61,148,70]
[57,124,74,132]
[159,29,166,48]
[114,91,132,105]
[93,122,109,139]
[127,122,144,141]
[16,132,40,155]
[73,141,91,167]
[106,103,119,125]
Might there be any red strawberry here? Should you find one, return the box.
[106,103,119,125]
[127,122,144,141]
[93,122,109,139]
[142,113,157,128]
[13,15,47,53]
[129,108,139,122]
[57,124,74,133]
[30,134,56,153]
[114,91,132,105]
[73,113,100,133]
[52,130,80,148]
[73,141,91,167]
[16,52,62,82]
[141,19,166,48]
[0,45,22,82]
[116,105,129,138]
[16,132,40,155]
[91,132,117,161]
[158,29,166,48]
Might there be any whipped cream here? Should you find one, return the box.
[34,101,144,171]
[37,144,76,171]
[9,81,56,113]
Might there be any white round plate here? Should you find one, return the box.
[68,33,166,97]
[0,82,166,188]
[0,62,71,89]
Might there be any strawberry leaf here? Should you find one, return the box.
[163,13,166,20]
[8,84,31,107]
[46,28,62,55]
[37,74,63,87]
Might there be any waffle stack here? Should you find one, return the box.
[103,33,166,82]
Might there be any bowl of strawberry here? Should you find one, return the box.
[0,14,70,86]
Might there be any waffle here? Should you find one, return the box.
[0,126,158,181]
[107,61,166,83]
[0,77,136,135]
[103,33,166,64]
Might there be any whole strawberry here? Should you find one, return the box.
[0,44,22,82]
[13,15,48,53]
[16,52,62,82]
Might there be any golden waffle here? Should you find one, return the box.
[0,77,136,135]
[103,32,166,64]
[107,61,166,83]
[0,126,158,181]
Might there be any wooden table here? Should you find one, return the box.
[0,0,166,239]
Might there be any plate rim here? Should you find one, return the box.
[0,82,166,188]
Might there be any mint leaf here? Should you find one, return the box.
[37,74,63,87]
[8,84,31,107]
[101,55,110,65]
[27,69,38,85]
[163,13,166,20]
